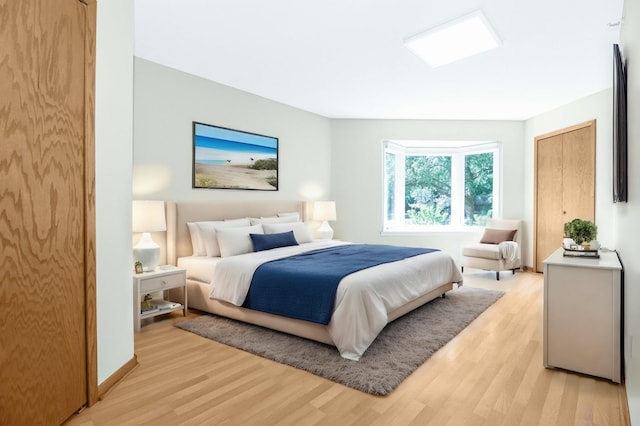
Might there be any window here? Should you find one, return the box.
[383,140,501,232]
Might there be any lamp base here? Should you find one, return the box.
[316,221,334,240]
[133,232,161,271]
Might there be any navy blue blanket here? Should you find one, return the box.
[242,244,438,324]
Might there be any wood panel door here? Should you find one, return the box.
[535,135,564,272]
[0,0,97,424]
[562,126,596,221]
[534,121,595,272]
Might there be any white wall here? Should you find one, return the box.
[330,119,525,263]
[133,58,332,203]
[95,0,135,383]
[523,90,614,268]
[618,0,640,420]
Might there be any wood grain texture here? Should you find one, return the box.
[535,135,564,272]
[83,0,98,407]
[0,0,95,423]
[534,120,595,272]
[562,124,596,222]
[67,272,629,426]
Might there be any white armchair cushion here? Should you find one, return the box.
[461,243,501,260]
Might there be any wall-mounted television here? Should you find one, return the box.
[613,43,627,203]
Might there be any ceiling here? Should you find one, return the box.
[134,0,625,120]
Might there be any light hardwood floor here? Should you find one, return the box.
[67,271,629,425]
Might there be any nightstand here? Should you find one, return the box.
[133,267,187,331]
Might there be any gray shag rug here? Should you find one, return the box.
[175,286,504,395]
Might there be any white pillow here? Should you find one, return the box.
[225,217,251,223]
[277,212,301,221]
[216,224,264,257]
[249,215,300,225]
[262,222,312,244]
[196,218,251,257]
[187,222,205,256]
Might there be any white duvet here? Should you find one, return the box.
[209,240,463,360]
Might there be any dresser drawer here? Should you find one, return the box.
[139,272,185,293]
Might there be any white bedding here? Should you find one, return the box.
[177,255,221,283]
[207,240,463,360]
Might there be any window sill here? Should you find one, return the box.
[381,226,483,236]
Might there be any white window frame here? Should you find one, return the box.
[382,140,502,234]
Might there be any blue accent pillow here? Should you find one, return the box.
[250,231,299,252]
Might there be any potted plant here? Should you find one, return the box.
[564,218,597,247]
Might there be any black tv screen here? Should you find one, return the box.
[613,44,627,202]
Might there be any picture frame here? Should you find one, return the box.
[134,262,143,274]
[192,121,278,191]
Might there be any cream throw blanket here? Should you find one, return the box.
[498,241,518,260]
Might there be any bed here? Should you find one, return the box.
[166,201,463,361]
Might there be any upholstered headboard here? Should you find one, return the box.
[165,200,306,265]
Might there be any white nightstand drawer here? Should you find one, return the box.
[140,273,184,293]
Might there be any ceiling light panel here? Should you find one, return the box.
[404,11,502,67]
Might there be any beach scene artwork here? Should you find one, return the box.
[193,122,278,190]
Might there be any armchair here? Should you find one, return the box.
[460,219,522,280]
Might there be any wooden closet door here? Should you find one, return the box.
[0,0,96,424]
[562,126,596,223]
[534,121,595,272]
[535,135,564,272]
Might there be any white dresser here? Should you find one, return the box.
[543,248,622,383]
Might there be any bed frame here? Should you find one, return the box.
[165,200,453,346]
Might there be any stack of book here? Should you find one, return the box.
[141,305,159,315]
[150,299,182,310]
[563,248,600,259]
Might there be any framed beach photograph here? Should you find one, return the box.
[192,122,278,191]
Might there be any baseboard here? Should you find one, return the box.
[620,383,631,426]
[96,354,138,401]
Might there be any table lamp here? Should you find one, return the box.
[132,200,166,271]
[313,201,336,240]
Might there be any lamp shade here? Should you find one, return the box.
[312,201,336,222]
[132,200,166,233]
[132,200,166,272]
[312,201,336,240]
